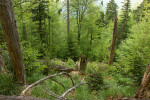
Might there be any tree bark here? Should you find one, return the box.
[0,0,26,84]
[135,63,150,98]
[108,11,118,66]
[80,55,88,73]
[67,0,70,36]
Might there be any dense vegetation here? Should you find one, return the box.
[0,0,150,100]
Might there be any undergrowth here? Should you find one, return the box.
[0,73,22,95]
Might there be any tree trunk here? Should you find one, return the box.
[67,0,70,36]
[0,0,26,84]
[23,23,27,41]
[80,55,88,73]
[135,63,150,98]
[0,22,4,44]
[20,0,27,41]
[108,12,118,66]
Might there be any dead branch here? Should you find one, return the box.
[63,72,74,86]
[50,78,65,89]
[61,77,86,98]
[21,72,74,96]
[42,85,62,99]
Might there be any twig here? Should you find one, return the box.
[21,72,72,96]
[61,77,86,98]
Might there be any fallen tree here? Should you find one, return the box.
[51,64,75,73]
[0,95,50,100]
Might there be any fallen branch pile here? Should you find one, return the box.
[21,72,86,100]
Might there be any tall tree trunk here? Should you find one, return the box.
[108,12,118,65]
[0,0,26,85]
[39,1,43,42]
[0,23,4,44]
[23,23,27,41]
[48,18,51,47]
[67,0,70,36]
[77,0,81,45]
[20,0,27,41]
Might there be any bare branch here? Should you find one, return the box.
[61,77,86,98]
[21,72,72,96]
[42,85,62,99]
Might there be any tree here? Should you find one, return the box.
[0,0,26,84]
[105,0,118,24]
[31,0,48,44]
[0,22,4,44]
[67,0,70,36]
[117,0,131,46]
[108,11,118,65]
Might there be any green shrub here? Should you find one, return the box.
[116,21,150,84]
[86,62,107,91]
[21,41,47,75]
[98,79,137,100]
[0,73,22,95]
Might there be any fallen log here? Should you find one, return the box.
[50,64,75,73]
[0,95,50,100]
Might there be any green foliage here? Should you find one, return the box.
[105,0,118,24]
[21,41,47,75]
[86,62,107,91]
[0,73,22,95]
[117,0,131,46]
[98,79,137,100]
[116,21,150,84]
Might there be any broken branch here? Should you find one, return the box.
[21,72,74,96]
[61,77,86,98]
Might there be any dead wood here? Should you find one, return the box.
[42,85,62,99]
[51,64,74,73]
[0,95,50,100]
[135,63,150,98]
[50,78,65,89]
[21,72,74,96]
[61,77,86,98]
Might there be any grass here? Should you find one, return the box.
[0,73,22,95]
[27,72,138,100]
[0,61,138,100]
[98,79,138,100]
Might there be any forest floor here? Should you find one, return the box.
[0,60,138,100]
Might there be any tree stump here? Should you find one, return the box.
[135,63,150,98]
[79,55,88,73]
